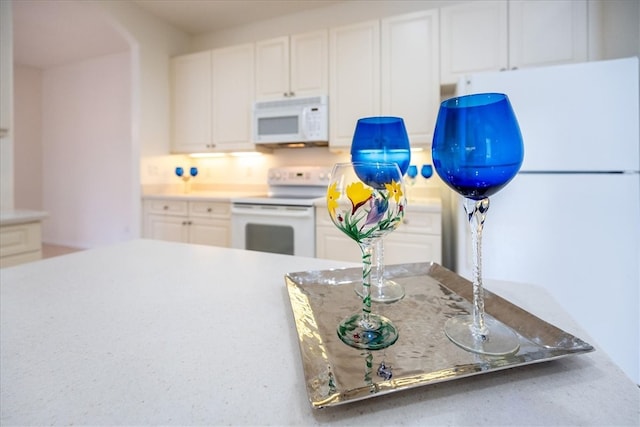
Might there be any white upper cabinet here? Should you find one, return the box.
[330,11,440,151]
[255,30,328,100]
[171,51,213,153]
[440,1,508,85]
[212,43,255,151]
[440,0,588,85]
[171,44,255,153]
[508,0,587,69]
[381,10,440,146]
[329,20,381,149]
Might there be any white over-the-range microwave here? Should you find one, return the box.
[253,95,329,147]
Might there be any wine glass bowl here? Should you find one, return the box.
[351,117,411,175]
[327,162,406,350]
[420,164,433,179]
[189,167,198,177]
[432,93,524,356]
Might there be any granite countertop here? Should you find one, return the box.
[1,239,638,426]
[0,209,48,226]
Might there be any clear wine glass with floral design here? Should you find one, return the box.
[327,162,406,350]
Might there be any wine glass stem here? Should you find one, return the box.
[360,240,375,326]
[464,197,490,337]
[374,239,384,288]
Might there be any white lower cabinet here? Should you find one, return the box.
[315,205,442,264]
[143,199,231,247]
[0,222,43,268]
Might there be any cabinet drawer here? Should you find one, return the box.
[400,211,441,235]
[189,201,230,218]
[145,199,188,216]
[0,222,42,258]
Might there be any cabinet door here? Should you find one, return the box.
[146,214,188,243]
[329,20,380,150]
[385,233,442,264]
[290,30,329,97]
[315,225,361,262]
[509,0,587,69]
[171,51,213,153]
[440,0,508,85]
[382,10,440,146]
[212,43,255,151]
[255,36,290,99]
[189,219,230,247]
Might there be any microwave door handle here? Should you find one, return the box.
[301,107,309,140]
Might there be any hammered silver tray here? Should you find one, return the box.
[285,262,593,409]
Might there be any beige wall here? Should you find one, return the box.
[1,0,13,211]
[13,64,42,210]
[40,52,132,247]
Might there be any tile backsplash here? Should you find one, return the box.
[140,147,442,197]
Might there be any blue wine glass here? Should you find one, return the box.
[407,165,418,187]
[432,93,524,356]
[351,117,411,175]
[351,117,411,303]
[420,164,433,179]
[189,167,198,177]
[175,167,184,177]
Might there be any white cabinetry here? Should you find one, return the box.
[440,0,588,85]
[255,30,328,99]
[381,11,440,146]
[171,44,255,153]
[508,0,587,69]
[0,221,43,268]
[329,11,439,150]
[329,20,380,149]
[315,205,442,264]
[212,44,255,152]
[143,199,231,247]
[171,51,212,153]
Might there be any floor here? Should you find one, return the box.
[42,244,83,259]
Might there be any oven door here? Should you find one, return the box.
[231,203,315,257]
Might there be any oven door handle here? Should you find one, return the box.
[231,205,313,218]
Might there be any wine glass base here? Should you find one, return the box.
[337,313,399,350]
[355,279,405,303]
[444,315,520,356]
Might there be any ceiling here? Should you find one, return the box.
[13,0,344,69]
[132,0,345,35]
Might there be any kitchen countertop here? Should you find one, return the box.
[142,191,267,202]
[142,190,442,211]
[0,209,48,226]
[1,239,637,426]
[314,195,442,212]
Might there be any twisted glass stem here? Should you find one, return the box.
[463,197,490,337]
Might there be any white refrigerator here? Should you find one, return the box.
[454,57,640,384]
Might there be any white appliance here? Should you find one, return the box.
[231,166,331,257]
[453,57,640,384]
[253,95,329,147]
